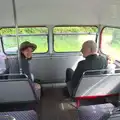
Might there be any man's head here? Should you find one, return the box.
[20,41,37,59]
[81,40,97,57]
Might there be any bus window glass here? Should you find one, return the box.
[53,26,98,52]
[1,27,48,54]
[101,27,120,61]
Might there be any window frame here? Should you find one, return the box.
[100,26,120,62]
[1,26,49,55]
[53,25,98,53]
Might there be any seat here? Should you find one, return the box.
[0,110,38,120]
[66,69,107,97]
[0,74,41,100]
[74,69,120,107]
[71,70,120,120]
[78,103,114,120]
[1,56,41,99]
[0,74,39,112]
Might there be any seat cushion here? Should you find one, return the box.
[78,103,114,120]
[0,110,38,120]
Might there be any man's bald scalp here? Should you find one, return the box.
[83,40,97,53]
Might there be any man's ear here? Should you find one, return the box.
[21,50,24,54]
[27,57,32,60]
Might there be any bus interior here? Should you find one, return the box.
[0,0,120,120]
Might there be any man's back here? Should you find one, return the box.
[82,54,107,72]
[71,54,107,89]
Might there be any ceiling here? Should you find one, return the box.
[0,0,120,27]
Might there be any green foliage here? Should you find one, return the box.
[1,27,119,35]
[0,28,16,35]
[0,27,98,35]
[103,27,114,35]
[1,27,120,61]
[112,29,120,44]
[103,27,120,44]
[0,27,48,35]
[1,26,98,54]
[3,36,48,53]
[54,35,82,52]
[53,27,98,33]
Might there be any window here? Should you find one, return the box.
[53,26,98,52]
[101,27,120,61]
[1,27,48,54]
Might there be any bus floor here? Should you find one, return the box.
[38,87,78,120]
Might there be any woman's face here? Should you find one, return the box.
[21,47,33,59]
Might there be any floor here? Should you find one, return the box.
[39,88,78,120]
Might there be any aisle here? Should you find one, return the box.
[39,88,77,120]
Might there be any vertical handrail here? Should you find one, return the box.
[12,0,22,74]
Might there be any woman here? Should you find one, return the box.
[4,41,41,98]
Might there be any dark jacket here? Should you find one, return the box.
[71,54,107,89]
[4,56,31,80]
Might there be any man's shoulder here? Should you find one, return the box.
[78,60,86,66]
[97,55,107,62]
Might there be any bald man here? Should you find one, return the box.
[66,40,107,96]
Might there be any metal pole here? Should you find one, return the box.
[12,0,22,74]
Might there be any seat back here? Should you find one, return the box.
[0,74,28,80]
[0,75,38,112]
[74,69,120,106]
[0,115,16,120]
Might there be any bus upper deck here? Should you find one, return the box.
[0,0,120,120]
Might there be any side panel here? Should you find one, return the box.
[30,55,84,83]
